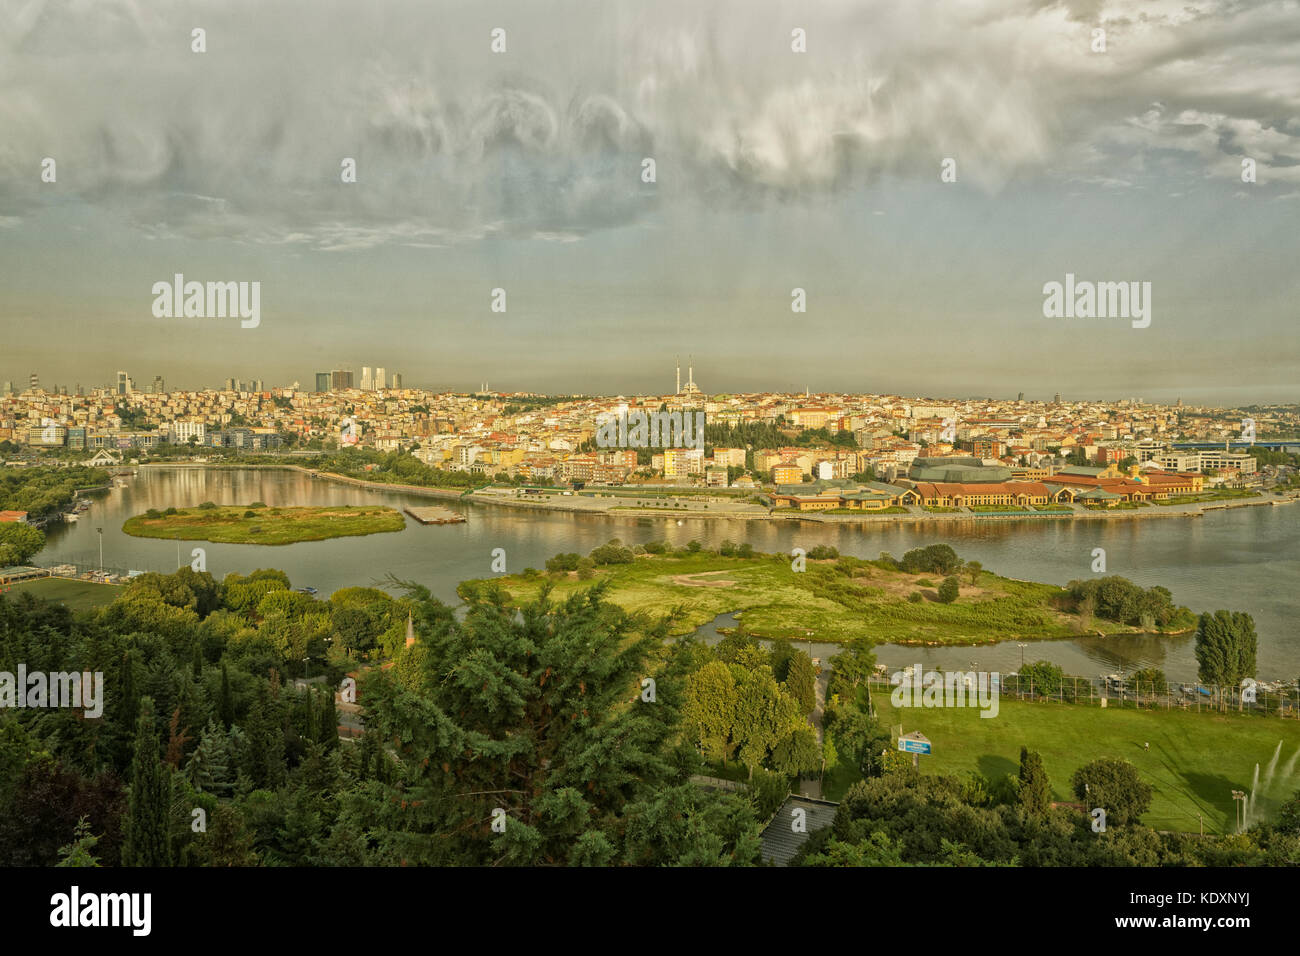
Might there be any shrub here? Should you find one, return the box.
[937,576,960,604]
[901,543,961,575]
[247,501,267,509]
[164,506,179,516]
[916,578,935,588]
[145,508,162,519]
[1070,758,1153,826]
[243,510,257,518]
[589,544,634,566]
[908,591,923,603]
[545,552,581,573]
[198,501,218,510]
[807,545,839,560]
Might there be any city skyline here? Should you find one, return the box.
[1,360,1295,410]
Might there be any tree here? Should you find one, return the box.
[56,818,102,868]
[317,686,339,750]
[827,639,876,704]
[770,726,821,776]
[784,651,817,715]
[732,666,802,778]
[684,660,740,766]
[768,638,797,683]
[0,522,45,564]
[360,581,754,865]
[1071,758,1152,826]
[965,560,983,586]
[1019,660,1064,698]
[937,576,960,604]
[186,720,235,798]
[1017,747,1052,818]
[1195,610,1258,691]
[1131,667,1169,697]
[121,699,175,867]
[217,663,235,729]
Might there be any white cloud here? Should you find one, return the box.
[1,0,1297,245]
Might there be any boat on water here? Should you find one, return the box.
[63,513,78,522]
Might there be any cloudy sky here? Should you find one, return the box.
[1,0,1297,403]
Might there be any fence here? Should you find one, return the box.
[868,672,1299,718]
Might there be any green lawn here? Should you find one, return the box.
[122,504,405,545]
[841,690,1300,833]
[7,577,122,611]
[473,552,1135,645]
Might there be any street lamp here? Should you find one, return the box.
[1017,643,1027,669]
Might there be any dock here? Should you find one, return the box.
[404,505,466,525]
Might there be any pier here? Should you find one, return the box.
[403,505,466,525]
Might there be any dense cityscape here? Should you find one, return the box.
[4,363,1295,492]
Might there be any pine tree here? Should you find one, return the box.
[201,805,257,867]
[186,719,234,797]
[121,698,174,867]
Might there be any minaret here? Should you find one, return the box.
[675,358,681,396]
[688,357,694,391]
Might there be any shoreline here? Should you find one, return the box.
[137,462,1298,525]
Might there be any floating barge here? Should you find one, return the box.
[404,506,467,525]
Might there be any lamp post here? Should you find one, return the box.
[1017,643,1027,669]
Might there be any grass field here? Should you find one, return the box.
[476,551,1145,645]
[842,689,1300,833]
[122,504,405,545]
[6,577,122,610]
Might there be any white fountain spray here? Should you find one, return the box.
[1246,741,1285,827]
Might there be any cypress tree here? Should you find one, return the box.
[121,698,174,867]
[218,663,234,729]
[1017,746,1052,818]
[318,687,338,751]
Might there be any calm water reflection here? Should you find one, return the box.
[36,466,1300,682]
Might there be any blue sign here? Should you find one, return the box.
[898,737,932,754]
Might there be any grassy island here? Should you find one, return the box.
[461,543,1196,646]
[122,502,405,545]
